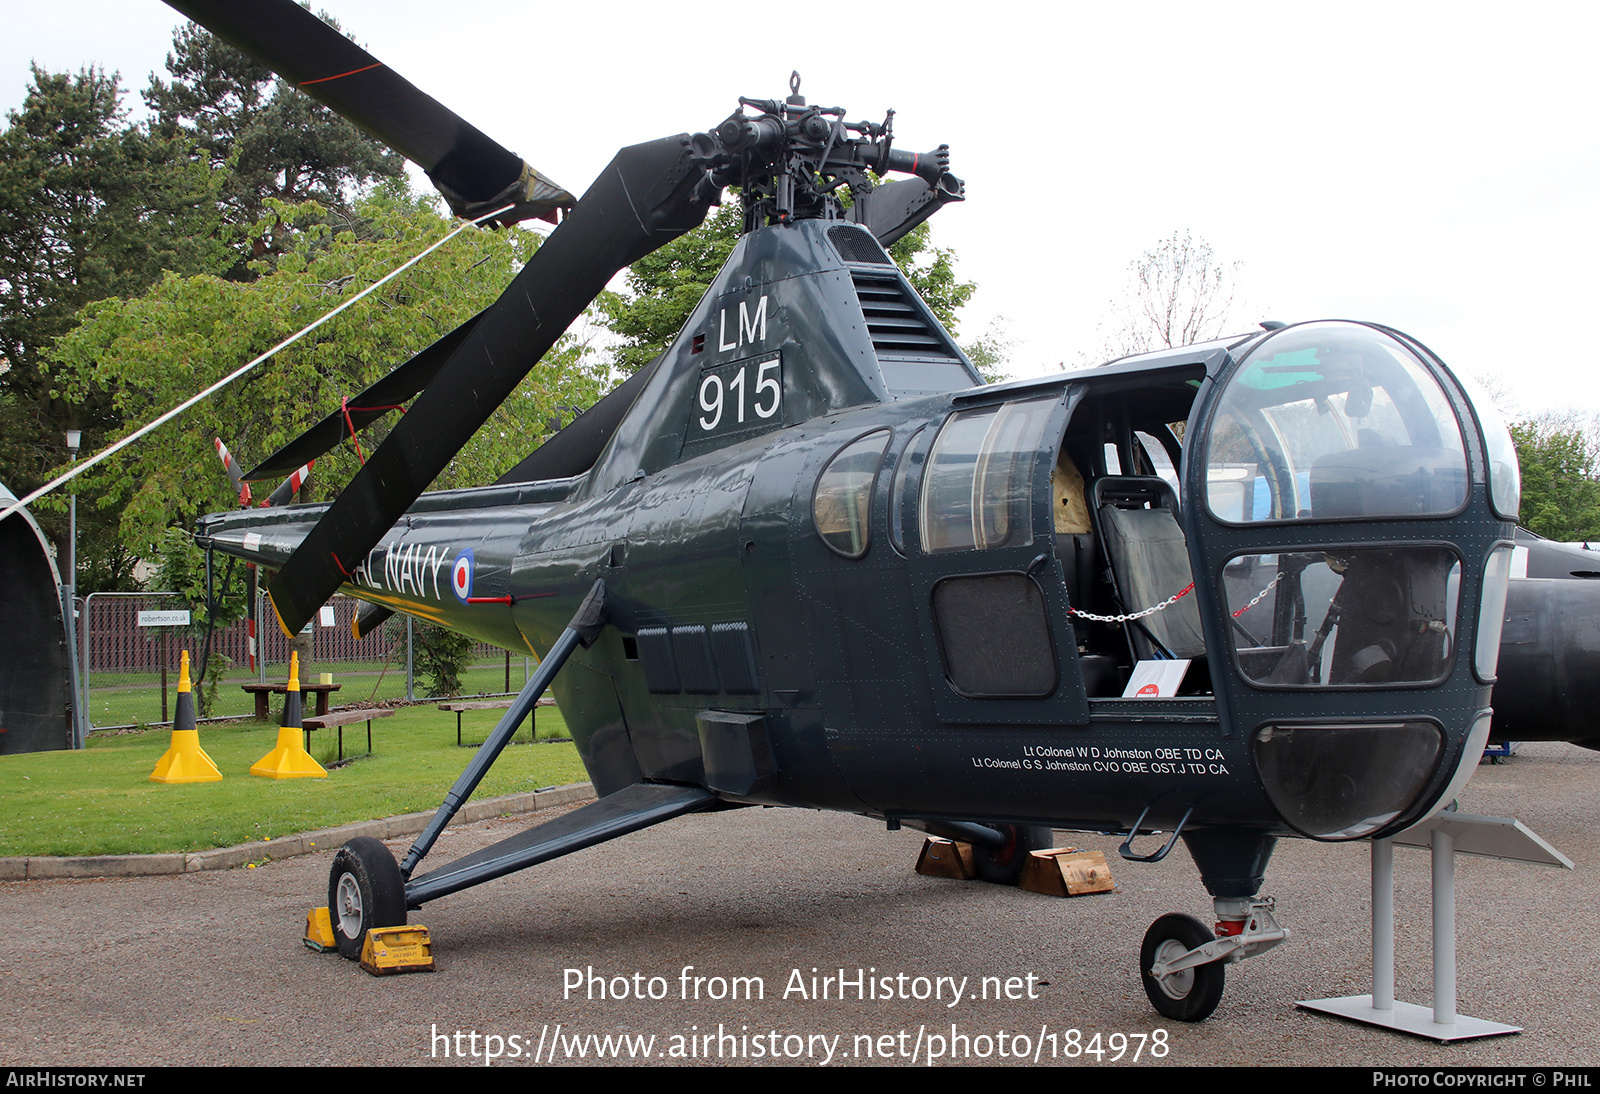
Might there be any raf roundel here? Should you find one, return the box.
[451,549,474,603]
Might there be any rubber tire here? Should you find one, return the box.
[1140,913,1225,1022]
[328,837,407,960]
[972,825,1053,885]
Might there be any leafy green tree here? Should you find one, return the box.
[598,202,985,375]
[888,221,976,338]
[151,527,251,714]
[413,622,476,698]
[597,203,743,375]
[0,66,229,589]
[144,20,404,268]
[1512,416,1600,542]
[48,182,608,559]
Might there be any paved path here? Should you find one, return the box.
[2,743,1597,1067]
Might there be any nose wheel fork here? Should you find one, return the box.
[1140,898,1289,1021]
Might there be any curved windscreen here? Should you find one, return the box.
[1204,323,1468,524]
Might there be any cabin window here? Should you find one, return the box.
[889,426,926,555]
[919,398,1054,553]
[1224,546,1460,687]
[1204,323,1468,524]
[813,430,890,558]
[1136,431,1181,499]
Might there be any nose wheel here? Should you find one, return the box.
[328,837,407,960]
[1140,913,1226,1021]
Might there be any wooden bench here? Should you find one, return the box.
[301,708,395,761]
[438,696,558,746]
[241,681,342,720]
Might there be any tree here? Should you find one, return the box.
[0,66,229,590]
[598,203,986,375]
[144,20,404,268]
[150,526,251,715]
[596,203,742,375]
[1086,230,1248,363]
[413,623,475,698]
[1512,415,1600,542]
[962,319,1014,386]
[48,181,609,559]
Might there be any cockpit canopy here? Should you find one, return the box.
[1204,322,1474,524]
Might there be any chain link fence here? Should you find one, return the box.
[79,592,532,729]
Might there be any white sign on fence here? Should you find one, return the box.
[137,610,191,627]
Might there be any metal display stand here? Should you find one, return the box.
[1298,812,1572,1041]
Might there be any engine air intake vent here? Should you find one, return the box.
[827,224,892,265]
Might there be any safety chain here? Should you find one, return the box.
[1068,582,1195,624]
[1231,572,1285,618]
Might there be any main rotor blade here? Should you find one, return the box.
[493,354,666,485]
[161,0,574,223]
[242,309,485,483]
[265,135,713,635]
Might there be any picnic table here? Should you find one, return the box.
[439,696,558,746]
[300,708,395,761]
[241,681,341,719]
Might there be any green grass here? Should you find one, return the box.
[0,703,589,857]
[84,657,532,728]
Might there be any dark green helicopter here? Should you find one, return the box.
[178,0,1523,1021]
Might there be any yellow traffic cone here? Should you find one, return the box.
[150,650,223,783]
[250,653,327,779]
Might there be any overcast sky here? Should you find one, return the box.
[6,1,1598,419]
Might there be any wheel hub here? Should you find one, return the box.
[1152,938,1195,999]
[336,872,363,938]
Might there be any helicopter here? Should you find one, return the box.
[170,0,1523,1022]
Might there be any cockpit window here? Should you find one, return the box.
[1454,371,1521,520]
[1204,323,1468,523]
[814,430,890,558]
[1225,546,1460,687]
[920,398,1054,553]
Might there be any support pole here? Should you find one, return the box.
[67,444,82,746]
[62,585,86,748]
[1372,839,1394,1012]
[1432,827,1457,1028]
[78,593,90,744]
[160,630,169,724]
[399,581,606,879]
[1298,812,1564,1040]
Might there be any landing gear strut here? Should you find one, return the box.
[1140,897,1290,1021]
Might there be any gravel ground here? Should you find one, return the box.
[1,742,1596,1068]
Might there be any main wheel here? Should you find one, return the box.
[1140,913,1225,1022]
[972,825,1053,885]
[328,837,407,960]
